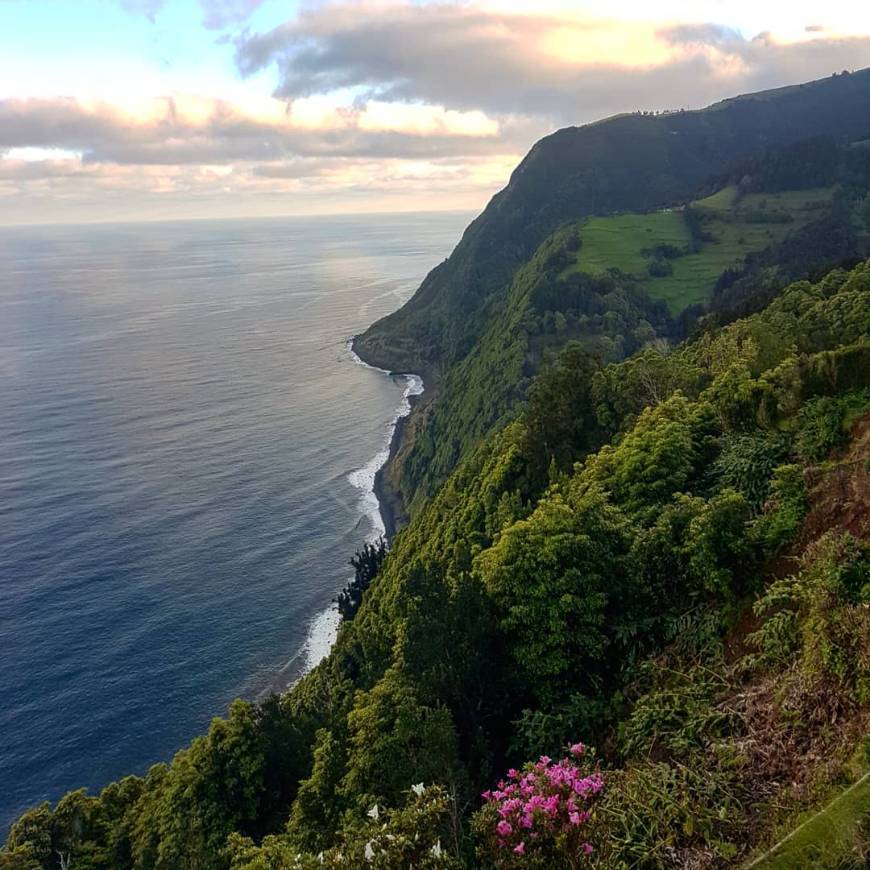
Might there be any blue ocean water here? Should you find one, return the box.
[0,212,469,834]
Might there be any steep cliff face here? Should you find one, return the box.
[10,261,867,869]
[354,68,870,378]
[354,68,870,519]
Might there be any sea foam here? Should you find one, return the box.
[299,339,424,672]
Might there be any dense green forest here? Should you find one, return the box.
[4,71,870,869]
[381,132,870,515]
[4,261,868,868]
[358,72,870,514]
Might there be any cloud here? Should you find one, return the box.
[119,0,164,22]
[119,0,264,29]
[199,0,264,30]
[235,3,870,123]
[0,95,522,167]
[6,1,870,223]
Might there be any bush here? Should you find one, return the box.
[795,396,848,461]
[712,433,790,510]
[229,785,462,869]
[751,464,807,553]
[750,532,870,697]
[648,258,673,278]
[474,745,603,868]
[593,761,742,866]
[620,671,734,760]
[337,538,388,620]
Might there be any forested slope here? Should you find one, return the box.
[356,69,870,514]
[5,69,870,870]
[5,261,868,869]
[387,133,870,513]
[355,69,870,375]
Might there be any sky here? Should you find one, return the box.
[2,1,870,224]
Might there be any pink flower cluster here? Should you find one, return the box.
[481,744,602,861]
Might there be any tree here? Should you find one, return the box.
[337,538,388,620]
[474,488,632,701]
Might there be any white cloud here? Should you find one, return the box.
[4,0,870,221]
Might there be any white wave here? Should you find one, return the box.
[295,339,424,679]
[303,604,342,672]
[345,338,423,543]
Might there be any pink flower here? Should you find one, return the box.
[496,820,512,837]
[569,812,581,826]
[513,842,525,855]
[583,843,594,855]
[539,755,551,765]
[569,742,585,756]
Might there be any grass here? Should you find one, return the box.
[565,212,690,276]
[695,185,739,212]
[563,186,835,315]
[745,772,869,869]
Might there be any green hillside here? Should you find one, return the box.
[5,70,870,870]
[357,72,870,516]
[563,186,834,314]
[565,211,691,276]
[5,260,868,870]
[355,68,870,377]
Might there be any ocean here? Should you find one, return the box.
[0,211,469,834]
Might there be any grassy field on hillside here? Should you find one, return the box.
[747,770,869,869]
[564,186,834,314]
[566,212,691,275]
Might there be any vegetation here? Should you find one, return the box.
[364,123,870,514]
[4,259,868,869]
[6,71,870,868]
[561,185,840,315]
[336,538,388,621]
[748,772,870,869]
[355,68,870,378]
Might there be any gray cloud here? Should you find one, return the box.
[235,4,870,124]
[0,97,532,170]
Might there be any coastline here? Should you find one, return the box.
[348,336,422,542]
[372,391,421,540]
[261,340,422,697]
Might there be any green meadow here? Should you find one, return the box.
[564,186,834,314]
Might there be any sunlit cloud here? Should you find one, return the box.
[2,0,870,223]
[235,2,870,120]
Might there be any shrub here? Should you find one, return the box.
[712,433,789,510]
[337,539,388,621]
[474,745,603,869]
[750,532,870,698]
[620,670,734,760]
[509,695,612,760]
[228,785,461,868]
[751,464,807,553]
[795,396,848,461]
[592,761,742,867]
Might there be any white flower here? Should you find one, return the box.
[367,803,380,820]
[411,782,425,796]
[364,841,375,861]
[430,839,443,858]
